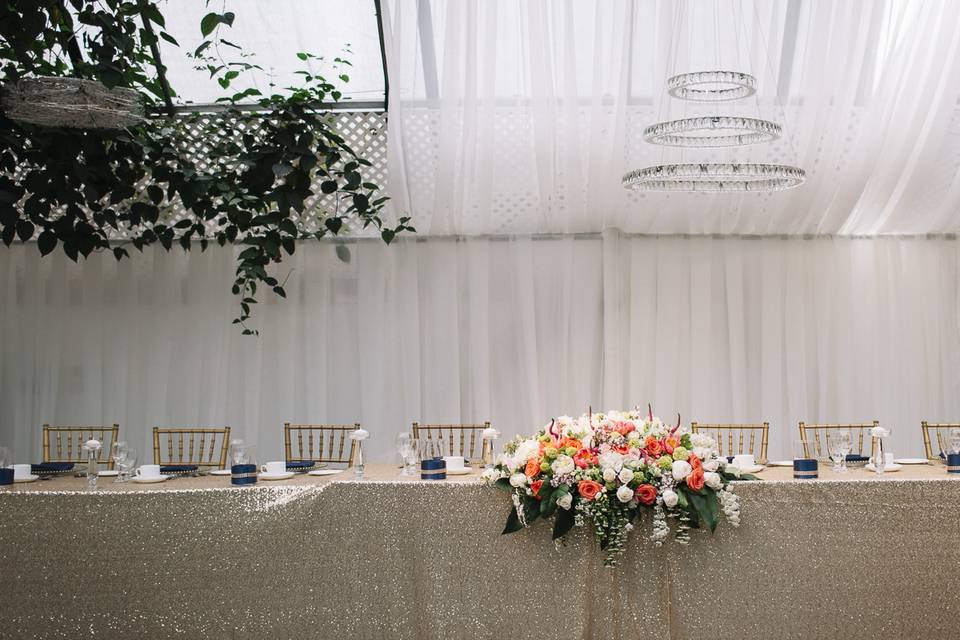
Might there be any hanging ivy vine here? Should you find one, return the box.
[0,0,411,333]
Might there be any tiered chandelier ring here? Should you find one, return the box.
[666,70,756,102]
[624,70,805,193]
[622,163,806,192]
[643,116,781,148]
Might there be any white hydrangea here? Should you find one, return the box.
[507,439,541,472]
[671,460,692,481]
[702,457,720,472]
[689,432,718,458]
[616,485,634,503]
[557,493,573,510]
[480,467,504,483]
[598,450,624,471]
[551,454,575,475]
[509,473,527,488]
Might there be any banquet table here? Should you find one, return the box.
[1,463,958,639]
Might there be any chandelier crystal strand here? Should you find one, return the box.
[622,163,806,193]
[643,116,781,148]
[666,70,756,102]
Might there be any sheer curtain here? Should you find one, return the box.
[383,0,960,235]
[2,236,958,463]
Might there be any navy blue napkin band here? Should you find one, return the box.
[0,468,12,485]
[421,458,446,480]
[793,458,818,479]
[947,453,960,473]
[231,463,258,485]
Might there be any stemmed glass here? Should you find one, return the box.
[111,441,129,482]
[116,448,137,483]
[828,430,852,473]
[397,434,413,475]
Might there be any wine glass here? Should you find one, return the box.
[397,433,413,475]
[829,430,851,473]
[117,448,137,483]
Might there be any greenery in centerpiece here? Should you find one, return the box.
[0,1,411,333]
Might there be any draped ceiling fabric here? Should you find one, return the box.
[382,0,960,235]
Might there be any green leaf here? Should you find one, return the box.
[296,52,309,61]
[688,490,719,532]
[493,477,512,493]
[200,12,219,36]
[324,217,342,234]
[16,219,34,241]
[142,4,165,27]
[147,185,164,204]
[320,180,338,194]
[194,41,212,56]
[37,230,57,255]
[552,506,575,540]
[502,507,523,535]
[159,31,179,46]
[381,228,395,244]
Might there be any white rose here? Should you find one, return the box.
[703,458,720,472]
[626,431,639,442]
[704,471,722,490]
[598,451,624,471]
[662,489,679,508]
[511,439,540,470]
[618,467,634,484]
[602,467,617,482]
[551,454,575,475]
[557,493,573,510]
[672,460,692,481]
[616,485,634,503]
[509,473,527,488]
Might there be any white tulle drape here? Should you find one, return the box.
[2,236,958,464]
[383,0,960,235]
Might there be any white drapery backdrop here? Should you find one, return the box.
[2,236,958,464]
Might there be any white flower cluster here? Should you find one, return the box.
[718,487,741,526]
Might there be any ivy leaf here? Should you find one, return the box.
[200,12,220,36]
[194,41,211,56]
[320,180,338,194]
[381,228,395,244]
[159,31,179,46]
[147,185,163,204]
[324,217,342,234]
[16,219,34,241]
[37,230,57,255]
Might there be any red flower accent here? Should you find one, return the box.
[573,449,598,469]
[687,466,705,491]
[577,480,604,501]
[689,453,702,471]
[531,479,543,499]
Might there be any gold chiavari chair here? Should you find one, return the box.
[798,421,879,460]
[921,421,960,461]
[152,427,231,469]
[690,422,769,464]
[412,422,491,460]
[284,423,358,466]
[42,424,120,469]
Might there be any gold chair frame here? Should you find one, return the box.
[798,421,879,460]
[690,422,769,464]
[921,421,960,461]
[412,422,491,460]
[152,427,231,469]
[284,423,358,466]
[42,424,120,469]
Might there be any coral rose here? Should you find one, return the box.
[573,449,598,469]
[686,466,705,491]
[635,483,657,506]
[689,453,702,471]
[664,436,679,454]
[530,479,544,499]
[524,457,542,478]
[577,479,604,501]
[614,421,633,436]
[559,437,582,450]
[644,436,662,457]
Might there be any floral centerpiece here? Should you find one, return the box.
[482,406,757,566]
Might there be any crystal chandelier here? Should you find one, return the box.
[624,71,805,193]
[623,163,805,192]
[644,116,781,148]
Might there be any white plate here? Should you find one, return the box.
[445,467,473,475]
[13,474,39,483]
[98,470,119,477]
[864,463,902,472]
[208,469,232,476]
[258,472,295,481]
[307,469,344,477]
[131,475,170,484]
[767,460,793,467]
[732,464,765,474]
[894,458,930,465]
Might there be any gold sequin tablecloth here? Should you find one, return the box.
[0,464,958,639]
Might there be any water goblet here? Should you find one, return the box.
[829,430,852,472]
[117,448,137,483]
[397,433,413,475]
[406,438,420,474]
